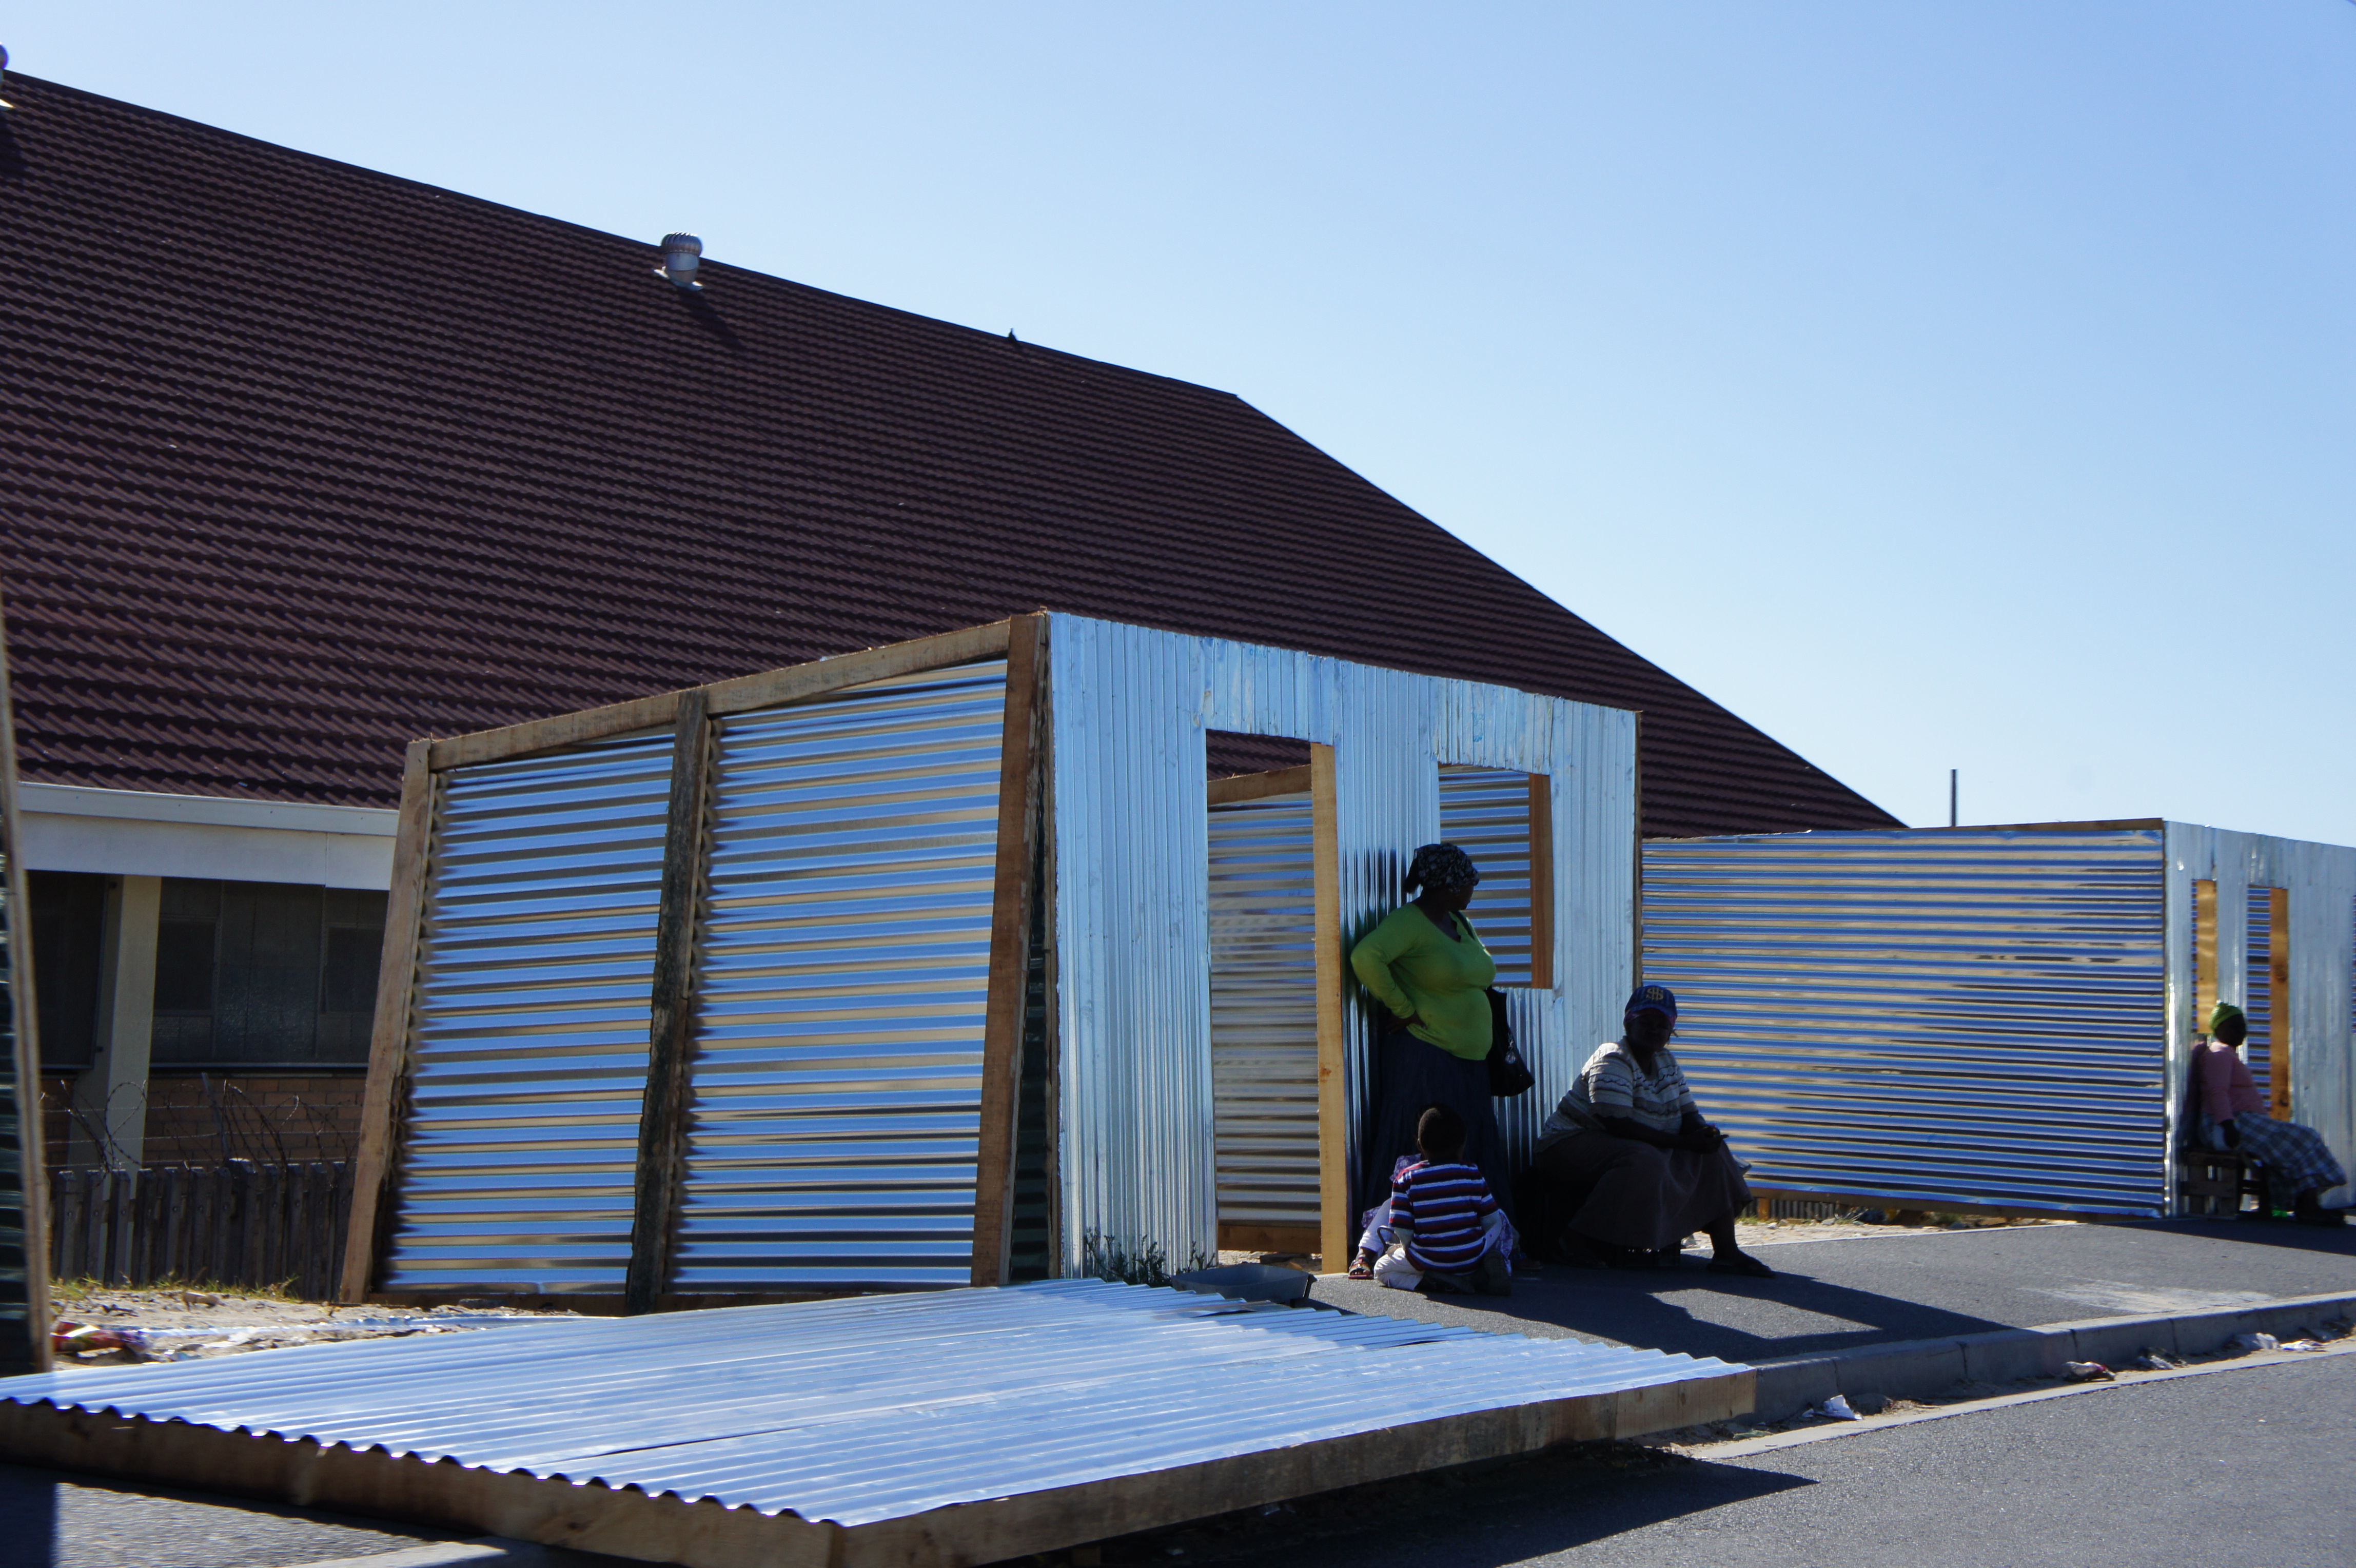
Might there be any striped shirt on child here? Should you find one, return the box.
[1390,1159,1499,1274]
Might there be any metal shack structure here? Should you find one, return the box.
[1642,823,2356,1218]
[342,614,1638,1304]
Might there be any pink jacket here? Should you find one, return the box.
[2196,1042,2266,1123]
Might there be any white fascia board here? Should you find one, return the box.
[17,783,398,891]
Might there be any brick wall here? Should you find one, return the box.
[142,1075,364,1166]
[35,1073,364,1168]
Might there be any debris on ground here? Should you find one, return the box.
[42,1285,583,1367]
[2063,1361,2114,1382]
[1811,1394,1863,1420]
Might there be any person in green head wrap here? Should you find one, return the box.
[2195,1002,2347,1224]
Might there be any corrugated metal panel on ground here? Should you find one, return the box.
[1642,829,2171,1216]
[676,664,1008,1289]
[0,1282,1742,1528]
[1207,791,1319,1236]
[1438,766,1536,986]
[386,731,675,1291]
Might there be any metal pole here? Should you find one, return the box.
[1949,769,1958,828]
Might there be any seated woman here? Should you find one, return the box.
[1530,984,1772,1277]
[2199,1003,2347,1225]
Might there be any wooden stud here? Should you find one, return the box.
[427,691,684,774]
[1527,771,1555,991]
[1629,713,1644,983]
[1216,1223,1321,1257]
[703,620,1015,719]
[1310,743,1349,1272]
[2192,878,2218,1041]
[2268,886,2292,1121]
[422,622,1016,774]
[625,689,717,1316]
[339,740,438,1304]
[1204,765,1313,807]
[971,616,1048,1287]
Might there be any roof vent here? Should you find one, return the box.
[1,45,13,111]
[655,232,703,289]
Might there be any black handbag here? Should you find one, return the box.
[1485,988,1534,1097]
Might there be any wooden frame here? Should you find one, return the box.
[339,739,437,1303]
[0,1363,1750,1568]
[348,620,1042,1304]
[2192,878,2218,1041]
[1205,765,1312,807]
[624,690,717,1314]
[1310,743,1348,1271]
[971,615,1048,1286]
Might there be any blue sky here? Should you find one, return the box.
[15,4,2355,840]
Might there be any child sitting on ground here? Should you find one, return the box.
[1374,1105,1512,1297]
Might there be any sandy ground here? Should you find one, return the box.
[46,1286,582,1368]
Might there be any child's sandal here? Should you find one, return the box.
[1346,1253,1375,1280]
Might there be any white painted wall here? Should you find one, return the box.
[18,783,396,891]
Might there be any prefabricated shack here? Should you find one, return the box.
[1641,823,2356,1218]
[342,614,1638,1303]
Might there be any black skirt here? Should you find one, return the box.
[1357,1022,1513,1227]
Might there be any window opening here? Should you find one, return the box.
[2247,886,2289,1120]
[1437,766,1553,989]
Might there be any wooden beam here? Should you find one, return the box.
[1310,742,1349,1272]
[340,740,438,1304]
[0,1355,1750,1568]
[423,621,1017,774]
[428,690,684,774]
[1629,712,1644,983]
[2192,878,2217,1040]
[1205,765,1313,807]
[971,615,1047,1287]
[2268,886,2292,1121]
[1217,1223,1321,1257]
[706,620,1014,718]
[625,690,716,1315]
[1527,771,1555,991]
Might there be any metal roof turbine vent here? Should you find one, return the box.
[1,44,13,112]
[656,232,703,289]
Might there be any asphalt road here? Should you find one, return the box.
[1312,1218,2356,1362]
[1111,1353,2356,1568]
[0,1463,457,1568]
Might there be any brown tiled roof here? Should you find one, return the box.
[0,75,1896,837]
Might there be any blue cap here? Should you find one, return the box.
[1624,983,1677,1021]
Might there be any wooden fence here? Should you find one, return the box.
[49,1162,353,1300]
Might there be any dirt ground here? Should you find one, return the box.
[46,1285,581,1367]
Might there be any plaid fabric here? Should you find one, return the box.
[2234,1111,2348,1207]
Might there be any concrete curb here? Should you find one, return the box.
[1748,1288,2356,1423]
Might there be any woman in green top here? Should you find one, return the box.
[1346,841,1509,1277]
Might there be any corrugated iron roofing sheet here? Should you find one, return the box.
[0,72,1893,839]
[0,1282,1741,1528]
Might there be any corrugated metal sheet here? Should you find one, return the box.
[675,664,1007,1289]
[2244,885,2277,1103]
[386,731,675,1290]
[2165,825,2356,1208]
[1207,791,1320,1235]
[1051,615,1639,1268]
[0,818,34,1373]
[1438,766,1536,987]
[1642,829,2172,1216]
[0,1282,1742,1530]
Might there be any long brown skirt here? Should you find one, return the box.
[1534,1131,1751,1252]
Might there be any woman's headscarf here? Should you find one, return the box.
[1403,842,1481,900]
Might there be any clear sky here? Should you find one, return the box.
[13,4,2355,841]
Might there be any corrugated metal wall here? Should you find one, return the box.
[1438,767,1536,987]
[1206,791,1320,1238]
[1051,615,1638,1270]
[0,821,38,1371]
[2243,885,2276,1102]
[2165,825,2356,1208]
[673,665,1007,1289]
[387,731,675,1291]
[1643,829,2173,1216]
